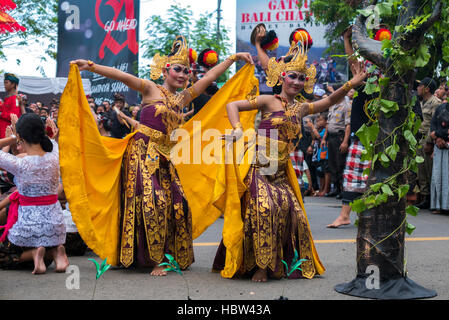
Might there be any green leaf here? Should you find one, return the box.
[415,44,431,68]
[397,185,410,199]
[281,260,289,274]
[381,184,394,196]
[165,253,175,263]
[380,152,390,164]
[351,198,367,213]
[378,77,390,87]
[406,205,419,217]
[375,193,389,205]
[404,130,417,147]
[88,258,100,272]
[379,99,399,116]
[443,46,449,63]
[376,2,392,16]
[370,183,383,192]
[415,156,424,164]
[385,144,398,161]
[358,8,374,17]
[364,80,381,95]
[356,123,379,151]
[406,222,416,235]
[381,39,393,51]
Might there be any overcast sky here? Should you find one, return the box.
[3,0,236,78]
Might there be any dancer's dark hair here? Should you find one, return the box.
[16,113,53,152]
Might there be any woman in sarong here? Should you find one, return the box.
[70,36,253,276]
[213,41,368,282]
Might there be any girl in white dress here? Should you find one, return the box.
[0,113,68,274]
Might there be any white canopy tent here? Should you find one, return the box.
[0,75,91,102]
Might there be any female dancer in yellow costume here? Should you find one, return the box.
[70,36,253,276]
[213,41,368,282]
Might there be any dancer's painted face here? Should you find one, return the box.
[165,64,190,89]
[282,71,305,95]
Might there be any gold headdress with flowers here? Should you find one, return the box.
[266,33,316,94]
[150,35,190,80]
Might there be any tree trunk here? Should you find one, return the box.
[335,0,439,299]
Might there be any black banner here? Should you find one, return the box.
[57,0,140,105]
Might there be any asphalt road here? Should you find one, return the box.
[1,196,448,301]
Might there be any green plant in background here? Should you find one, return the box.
[140,2,232,83]
[88,258,111,300]
[159,253,191,300]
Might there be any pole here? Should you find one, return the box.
[216,0,222,43]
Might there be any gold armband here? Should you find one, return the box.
[342,80,353,92]
[248,96,258,109]
[227,54,238,62]
[187,86,198,100]
[308,103,314,115]
[87,60,95,72]
[233,122,243,130]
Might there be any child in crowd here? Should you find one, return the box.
[308,113,331,196]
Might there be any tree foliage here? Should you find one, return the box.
[0,0,58,75]
[140,2,232,81]
[305,0,449,80]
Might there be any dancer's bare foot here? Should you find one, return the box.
[150,265,168,276]
[326,216,351,228]
[53,245,69,273]
[32,247,46,275]
[252,268,268,282]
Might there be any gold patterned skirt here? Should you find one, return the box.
[213,161,317,279]
[119,126,194,269]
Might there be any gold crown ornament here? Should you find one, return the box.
[266,36,316,94]
[150,35,190,80]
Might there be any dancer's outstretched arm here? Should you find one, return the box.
[70,59,157,99]
[303,61,367,117]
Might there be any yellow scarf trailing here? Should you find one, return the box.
[59,64,136,265]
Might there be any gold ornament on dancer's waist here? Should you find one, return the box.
[266,37,316,94]
[150,35,190,80]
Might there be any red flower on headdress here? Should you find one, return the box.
[282,72,286,77]
[201,50,218,67]
[291,28,313,48]
[166,63,171,68]
[189,48,197,65]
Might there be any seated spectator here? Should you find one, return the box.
[0,113,68,274]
